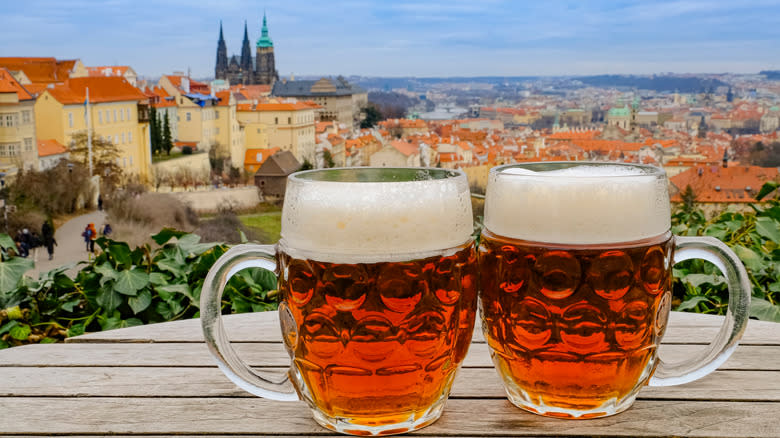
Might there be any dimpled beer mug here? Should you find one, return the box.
[201,168,478,435]
[479,162,751,419]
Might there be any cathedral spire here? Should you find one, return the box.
[240,20,253,72]
[215,20,228,79]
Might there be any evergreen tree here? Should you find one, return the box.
[162,112,173,155]
[149,107,158,154]
[153,111,163,155]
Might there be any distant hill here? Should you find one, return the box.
[576,75,727,93]
[760,70,780,80]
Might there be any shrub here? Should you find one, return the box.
[0,229,278,349]
[106,192,198,247]
[182,146,193,155]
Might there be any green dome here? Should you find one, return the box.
[608,107,630,117]
[256,13,273,48]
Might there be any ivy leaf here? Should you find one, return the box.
[149,272,169,286]
[67,323,86,337]
[732,245,764,274]
[176,234,220,256]
[114,269,150,296]
[0,257,34,295]
[0,233,16,251]
[96,284,122,312]
[128,289,152,314]
[155,301,174,320]
[755,217,780,244]
[9,322,31,340]
[0,339,8,349]
[152,228,188,245]
[677,295,713,312]
[682,273,726,288]
[107,241,133,268]
[156,258,185,277]
[750,297,780,322]
[157,283,194,301]
[61,298,81,312]
[703,224,729,241]
[755,181,779,201]
[94,262,119,282]
[0,320,18,335]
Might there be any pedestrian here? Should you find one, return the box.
[97,195,103,211]
[42,220,56,260]
[101,223,112,237]
[29,231,42,263]
[82,224,93,253]
[87,223,97,253]
[18,229,31,258]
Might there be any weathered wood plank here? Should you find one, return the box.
[3,342,778,371]
[2,366,778,401]
[0,398,778,437]
[67,311,780,344]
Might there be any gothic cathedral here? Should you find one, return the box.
[215,13,279,86]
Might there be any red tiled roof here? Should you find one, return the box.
[0,68,33,100]
[670,165,780,203]
[86,66,130,77]
[47,77,146,104]
[245,147,281,166]
[390,140,419,157]
[37,139,67,157]
[0,57,78,84]
[215,90,231,107]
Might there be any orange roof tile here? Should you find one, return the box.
[670,165,780,203]
[245,147,281,166]
[390,140,419,157]
[86,66,130,77]
[37,139,67,157]
[0,68,33,100]
[0,57,78,84]
[47,77,146,104]
[215,90,232,106]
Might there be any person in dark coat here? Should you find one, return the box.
[42,220,57,260]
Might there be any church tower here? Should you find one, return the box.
[240,21,253,81]
[215,21,228,80]
[255,12,279,86]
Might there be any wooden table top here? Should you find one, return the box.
[1,311,779,437]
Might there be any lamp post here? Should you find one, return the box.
[0,172,6,233]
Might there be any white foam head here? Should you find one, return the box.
[484,163,671,244]
[281,168,473,262]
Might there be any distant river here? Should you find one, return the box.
[417,105,468,120]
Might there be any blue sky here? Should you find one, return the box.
[3,0,780,78]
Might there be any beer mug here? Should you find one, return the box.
[479,162,750,419]
[201,168,478,435]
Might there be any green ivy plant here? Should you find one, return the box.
[0,229,277,349]
[672,181,780,322]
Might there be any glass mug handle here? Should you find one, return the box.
[200,244,298,401]
[649,236,751,387]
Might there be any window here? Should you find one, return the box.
[186,112,191,121]
[120,109,124,121]
[257,128,261,133]
[98,111,103,124]
[2,114,12,127]
[68,112,73,128]
[129,156,133,166]
[24,138,32,152]
[22,111,31,124]
[121,133,125,143]
[123,157,127,168]
[128,131,132,143]
[288,117,291,124]
[275,117,278,124]
[215,127,220,134]
[8,144,16,156]
[114,135,118,144]
[113,110,117,122]
[215,110,219,119]
[126,108,131,121]
[105,110,109,123]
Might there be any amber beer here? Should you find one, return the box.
[278,242,478,428]
[479,230,673,416]
[480,162,677,418]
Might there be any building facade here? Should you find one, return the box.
[34,76,151,178]
[237,102,316,164]
[0,68,38,171]
[272,77,367,129]
[215,13,279,86]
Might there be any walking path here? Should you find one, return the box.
[27,210,107,278]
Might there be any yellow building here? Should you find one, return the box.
[214,91,244,170]
[0,68,38,171]
[34,76,151,178]
[236,102,316,164]
[272,77,367,129]
[158,75,219,151]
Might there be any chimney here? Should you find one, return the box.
[722,149,728,168]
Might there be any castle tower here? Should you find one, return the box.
[255,12,279,86]
[215,21,228,79]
